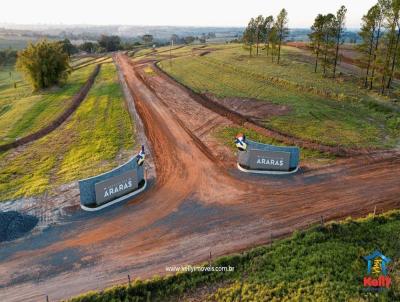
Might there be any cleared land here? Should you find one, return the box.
[159,45,400,149]
[0,64,94,145]
[0,63,135,201]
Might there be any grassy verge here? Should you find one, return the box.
[214,125,335,164]
[0,63,135,201]
[68,210,400,302]
[158,44,400,149]
[0,64,94,144]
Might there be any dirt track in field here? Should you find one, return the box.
[0,53,399,302]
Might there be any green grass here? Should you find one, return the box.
[0,63,135,201]
[158,44,400,149]
[67,210,400,302]
[0,64,94,144]
[214,126,335,164]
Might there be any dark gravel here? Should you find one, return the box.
[0,211,38,243]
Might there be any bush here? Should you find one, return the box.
[16,40,70,90]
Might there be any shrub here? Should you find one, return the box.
[16,40,70,90]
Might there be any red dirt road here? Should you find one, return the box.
[0,53,399,302]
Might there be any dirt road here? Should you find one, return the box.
[0,53,399,302]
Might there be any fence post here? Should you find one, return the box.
[128,274,131,287]
[320,215,324,227]
[373,206,377,217]
[209,250,212,266]
[46,295,49,302]
[270,232,273,247]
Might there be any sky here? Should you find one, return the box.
[1,0,377,28]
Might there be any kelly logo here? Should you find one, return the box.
[363,251,391,290]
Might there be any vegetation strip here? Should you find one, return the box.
[153,62,375,157]
[0,64,101,152]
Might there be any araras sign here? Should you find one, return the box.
[247,149,291,171]
[363,251,392,290]
[235,134,300,174]
[95,170,138,205]
[78,146,147,211]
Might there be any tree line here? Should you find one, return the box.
[358,0,399,94]
[243,9,289,64]
[309,6,347,78]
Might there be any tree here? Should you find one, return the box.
[275,9,289,64]
[142,34,154,46]
[59,39,78,57]
[321,14,336,76]
[310,14,326,73]
[255,15,265,56]
[16,40,70,91]
[171,34,179,45]
[263,16,274,56]
[386,0,400,89]
[369,2,384,90]
[0,48,17,66]
[269,25,279,62]
[333,5,347,77]
[183,36,195,44]
[359,4,382,87]
[98,35,121,52]
[243,18,257,57]
[79,41,97,54]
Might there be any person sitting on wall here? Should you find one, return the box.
[235,133,247,151]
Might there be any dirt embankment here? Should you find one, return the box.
[0,65,101,152]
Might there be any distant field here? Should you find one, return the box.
[0,36,36,50]
[0,63,94,145]
[0,63,135,201]
[159,44,400,149]
[132,44,234,62]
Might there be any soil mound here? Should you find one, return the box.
[204,93,290,120]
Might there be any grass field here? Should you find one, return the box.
[68,210,400,302]
[0,63,95,145]
[0,63,135,201]
[159,45,400,149]
[132,44,235,62]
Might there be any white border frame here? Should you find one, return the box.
[80,179,147,212]
[237,163,299,175]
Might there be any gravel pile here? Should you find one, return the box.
[0,211,38,242]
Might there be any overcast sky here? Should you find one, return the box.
[2,0,376,28]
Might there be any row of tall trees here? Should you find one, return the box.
[358,0,400,94]
[243,9,289,64]
[309,6,347,78]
